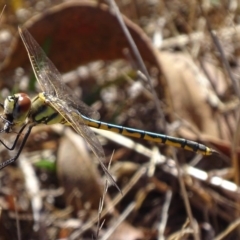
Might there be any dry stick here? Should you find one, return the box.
[167,228,194,240]
[200,1,240,177]
[172,149,200,240]
[96,153,113,239]
[206,11,240,188]
[100,202,136,240]
[198,2,240,237]
[158,190,172,240]
[160,25,240,50]
[96,181,108,239]
[198,2,240,99]
[199,0,240,201]
[70,165,147,239]
[0,5,6,21]
[107,2,202,239]
[206,25,240,99]
[107,0,166,130]
[19,155,42,231]
[14,198,21,240]
[214,217,240,240]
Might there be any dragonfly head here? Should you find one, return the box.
[3,93,31,126]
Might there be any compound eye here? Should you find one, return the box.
[13,93,31,122]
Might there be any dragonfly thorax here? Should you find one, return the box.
[3,93,31,126]
[29,92,68,125]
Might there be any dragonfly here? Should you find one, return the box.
[0,27,217,186]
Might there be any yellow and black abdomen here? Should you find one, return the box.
[29,93,67,125]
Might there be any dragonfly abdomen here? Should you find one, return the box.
[83,115,213,156]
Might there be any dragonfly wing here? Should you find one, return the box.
[47,98,118,189]
[19,27,119,189]
[18,27,99,120]
[19,27,57,95]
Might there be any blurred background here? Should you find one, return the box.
[0,0,240,239]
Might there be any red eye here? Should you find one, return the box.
[13,93,31,118]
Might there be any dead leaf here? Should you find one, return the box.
[107,221,144,240]
[158,51,221,138]
[57,127,103,212]
[1,0,161,74]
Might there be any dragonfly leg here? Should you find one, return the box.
[0,123,28,150]
[0,123,35,170]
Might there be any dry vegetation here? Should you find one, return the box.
[0,0,240,239]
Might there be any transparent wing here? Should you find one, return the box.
[18,27,118,187]
[18,26,99,120]
[47,96,117,186]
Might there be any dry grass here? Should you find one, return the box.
[0,0,240,239]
